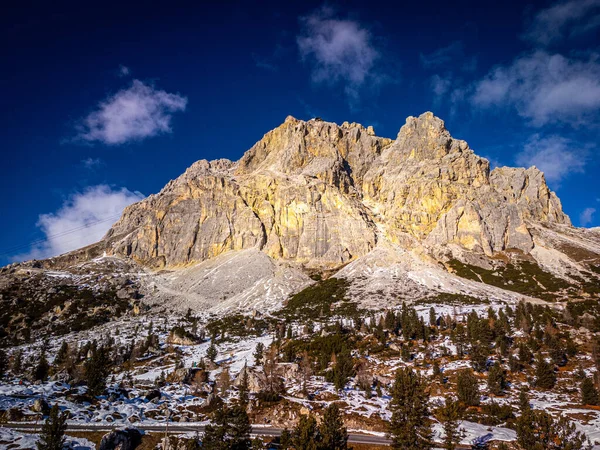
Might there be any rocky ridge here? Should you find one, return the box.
[103,112,573,269]
[3,112,600,317]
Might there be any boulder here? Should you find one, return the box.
[31,398,49,414]
[98,428,142,450]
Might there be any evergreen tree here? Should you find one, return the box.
[292,414,321,450]
[319,403,348,450]
[487,362,507,396]
[439,396,461,450]
[517,393,590,450]
[429,307,437,327]
[432,360,443,383]
[238,363,249,408]
[33,350,50,382]
[518,342,533,365]
[547,335,567,367]
[203,405,251,450]
[84,345,110,396]
[261,346,283,400]
[457,369,480,407]
[388,367,431,450]
[54,342,69,367]
[508,354,521,373]
[11,349,23,375]
[253,342,264,366]
[470,343,488,373]
[0,350,7,378]
[280,428,292,450]
[534,355,556,389]
[36,404,67,450]
[581,378,599,406]
[207,342,218,363]
[332,349,354,392]
[515,391,536,450]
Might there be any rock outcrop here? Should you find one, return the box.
[101,112,572,270]
[4,112,598,315]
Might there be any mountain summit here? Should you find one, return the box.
[101,112,570,269]
[2,113,599,325]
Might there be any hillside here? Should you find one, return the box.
[1,113,600,449]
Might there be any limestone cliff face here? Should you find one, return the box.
[103,112,571,269]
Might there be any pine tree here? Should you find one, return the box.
[534,355,556,389]
[239,364,249,408]
[261,346,283,400]
[518,342,533,365]
[33,350,50,382]
[0,350,7,378]
[487,362,506,396]
[508,354,521,373]
[11,349,23,375]
[228,405,252,449]
[36,404,67,450]
[581,377,599,406]
[429,307,437,327]
[432,360,443,383]
[207,342,218,363]
[388,367,431,450]
[319,403,348,450]
[84,345,110,396]
[470,343,488,373]
[292,414,321,450]
[280,428,292,450]
[54,342,69,367]
[332,349,354,392]
[439,396,461,450]
[253,342,264,366]
[457,369,480,407]
[203,405,251,450]
[515,391,536,450]
[516,392,590,450]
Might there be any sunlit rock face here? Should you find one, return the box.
[102,112,571,269]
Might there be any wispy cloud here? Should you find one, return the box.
[472,51,600,126]
[13,185,144,262]
[252,53,278,71]
[118,64,130,77]
[515,134,587,184]
[75,80,187,145]
[580,207,596,227]
[430,74,452,97]
[523,0,600,46]
[297,6,380,101]
[420,41,476,72]
[81,157,104,170]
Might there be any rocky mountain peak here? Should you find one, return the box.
[52,112,583,274]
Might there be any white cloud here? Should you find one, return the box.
[13,185,144,262]
[524,0,600,45]
[430,74,452,97]
[297,7,380,99]
[118,65,130,77]
[472,51,600,126]
[76,80,187,145]
[515,134,586,184]
[580,207,596,227]
[81,157,103,170]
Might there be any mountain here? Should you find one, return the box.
[2,112,599,343]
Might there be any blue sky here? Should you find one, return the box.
[2,0,600,264]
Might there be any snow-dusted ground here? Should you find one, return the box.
[2,305,600,448]
[0,428,95,449]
